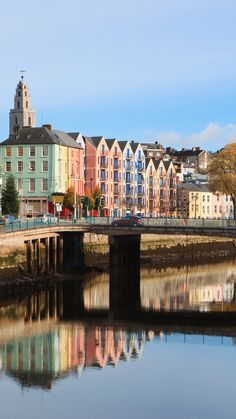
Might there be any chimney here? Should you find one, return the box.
[43,124,52,130]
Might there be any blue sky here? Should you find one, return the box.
[1,0,236,151]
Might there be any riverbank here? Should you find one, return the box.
[0,235,235,298]
[83,234,236,270]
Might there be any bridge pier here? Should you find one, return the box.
[109,234,141,311]
[63,232,85,271]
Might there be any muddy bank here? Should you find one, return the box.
[84,236,236,271]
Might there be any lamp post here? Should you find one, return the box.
[193,194,198,219]
[90,178,93,195]
[0,177,2,217]
[73,160,80,222]
[73,171,77,222]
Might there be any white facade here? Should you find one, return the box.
[9,77,36,135]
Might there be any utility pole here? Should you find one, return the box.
[74,172,77,222]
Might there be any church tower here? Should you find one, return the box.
[9,75,36,135]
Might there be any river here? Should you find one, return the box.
[0,260,236,419]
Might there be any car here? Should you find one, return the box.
[0,216,6,225]
[111,215,144,227]
[36,213,58,224]
[4,214,16,224]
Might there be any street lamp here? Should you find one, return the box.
[90,178,93,195]
[192,194,198,219]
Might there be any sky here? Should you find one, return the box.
[0,0,236,151]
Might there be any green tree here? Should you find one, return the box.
[208,143,236,219]
[2,175,19,216]
[63,187,77,213]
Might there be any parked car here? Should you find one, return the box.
[36,213,58,223]
[4,214,16,224]
[111,215,144,227]
[0,216,6,224]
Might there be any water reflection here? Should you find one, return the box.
[0,261,236,393]
[84,261,236,311]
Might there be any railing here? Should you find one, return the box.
[1,216,236,233]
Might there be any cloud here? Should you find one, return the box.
[154,123,236,151]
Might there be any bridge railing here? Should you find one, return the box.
[83,216,236,229]
[0,216,236,233]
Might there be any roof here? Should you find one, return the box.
[90,136,104,148]
[177,183,210,193]
[67,132,81,140]
[130,141,139,153]
[105,138,116,149]
[1,126,82,149]
[118,141,129,151]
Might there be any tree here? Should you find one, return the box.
[208,143,236,219]
[2,175,19,216]
[63,187,76,213]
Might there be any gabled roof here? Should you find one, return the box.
[0,126,82,149]
[163,160,171,171]
[83,136,104,149]
[105,138,116,149]
[118,140,129,151]
[153,159,163,170]
[67,132,81,140]
[90,136,104,148]
[130,141,139,153]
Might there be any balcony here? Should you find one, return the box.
[137,163,144,171]
[100,161,108,168]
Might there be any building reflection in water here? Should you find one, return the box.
[84,262,236,312]
[0,322,148,390]
[0,261,236,390]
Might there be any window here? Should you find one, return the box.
[42,145,48,156]
[25,91,27,97]
[28,117,31,125]
[26,101,28,108]
[17,146,23,157]
[29,161,35,172]
[5,147,11,157]
[102,144,105,154]
[42,179,48,191]
[17,178,23,192]
[5,161,11,171]
[29,178,35,192]
[17,101,20,109]
[42,161,48,172]
[17,161,23,172]
[29,146,35,157]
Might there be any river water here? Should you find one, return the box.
[0,260,236,419]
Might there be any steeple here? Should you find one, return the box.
[9,74,36,135]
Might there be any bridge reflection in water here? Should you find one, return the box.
[0,261,236,390]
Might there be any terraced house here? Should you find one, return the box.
[145,158,177,217]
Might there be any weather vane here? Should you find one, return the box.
[20,70,26,80]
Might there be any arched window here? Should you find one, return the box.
[26,101,28,108]
[17,101,20,109]
[18,91,21,97]
[25,91,27,97]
